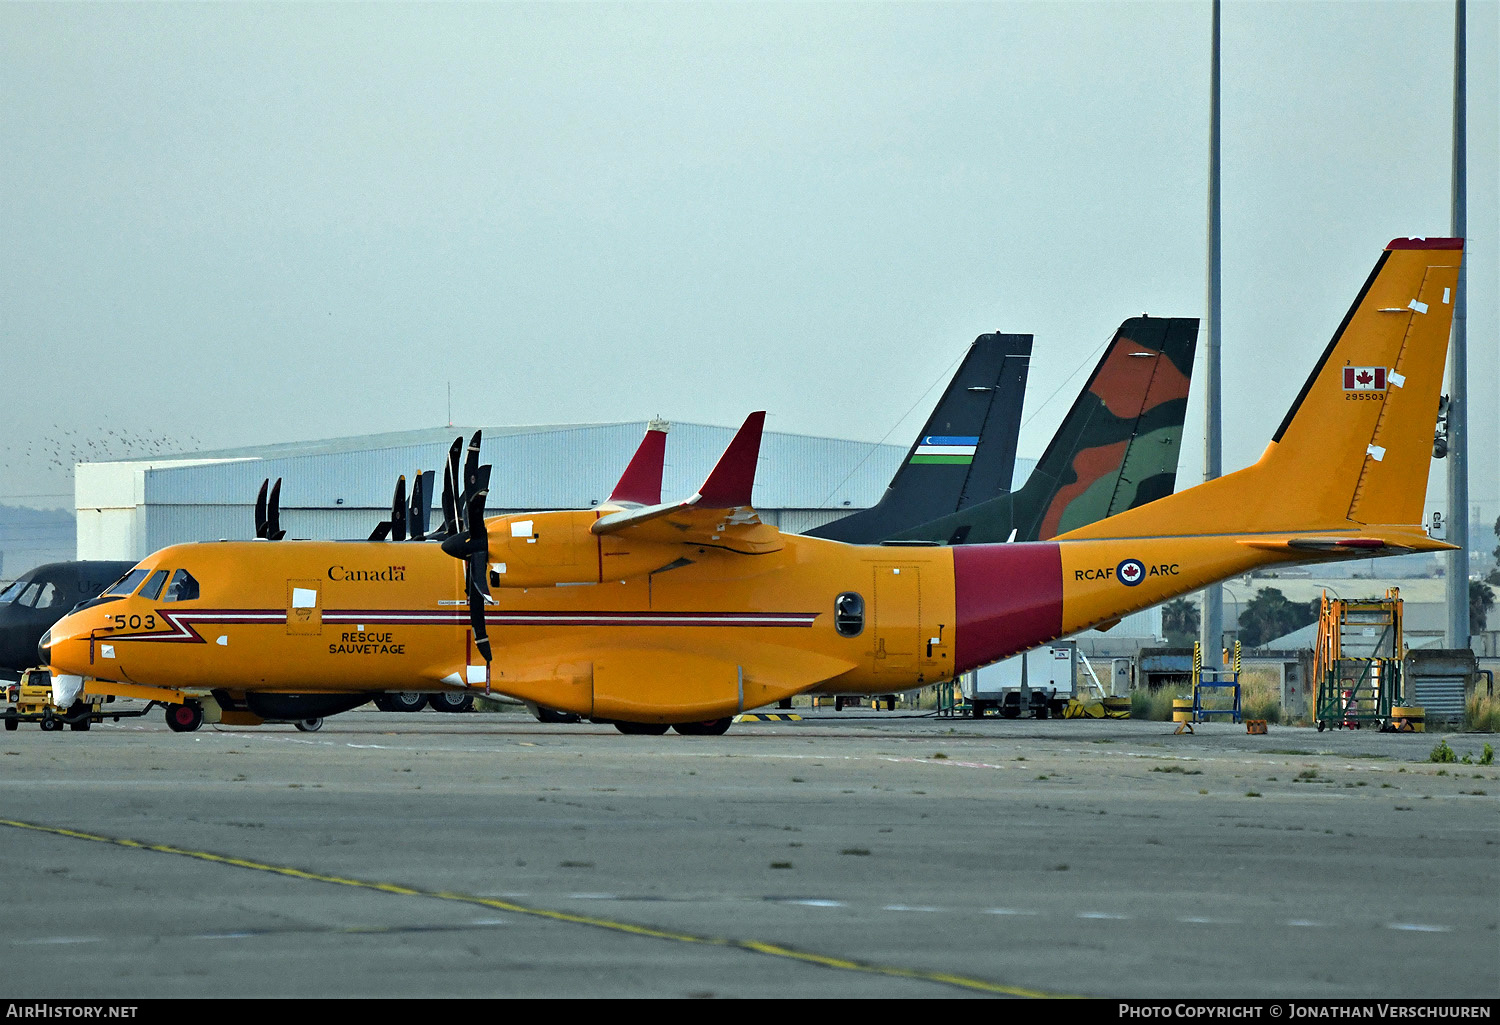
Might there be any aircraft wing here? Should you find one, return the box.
[590,411,783,555]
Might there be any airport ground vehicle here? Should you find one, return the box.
[965,642,1079,718]
[4,667,120,731]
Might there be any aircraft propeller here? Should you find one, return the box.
[439,431,493,664]
[255,478,286,540]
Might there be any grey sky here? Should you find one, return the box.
[2,1,1495,531]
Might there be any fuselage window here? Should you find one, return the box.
[162,570,200,603]
[105,569,150,597]
[834,592,865,637]
[139,570,169,601]
[0,579,26,604]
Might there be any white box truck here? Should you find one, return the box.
[964,642,1077,718]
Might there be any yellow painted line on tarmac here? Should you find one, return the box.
[2,817,1068,998]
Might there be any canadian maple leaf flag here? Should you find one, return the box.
[1343,366,1387,391]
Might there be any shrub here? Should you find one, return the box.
[1430,739,1458,763]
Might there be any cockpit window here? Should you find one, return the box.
[104,569,150,597]
[162,569,200,603]
[0,580,25,604]
[139,570,169,601]
[17,583,42,608]
[33,583,59,610]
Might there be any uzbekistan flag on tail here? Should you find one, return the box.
[910,435,978,464]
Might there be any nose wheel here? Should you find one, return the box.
[294,718,323,732]
[165,703,204,733]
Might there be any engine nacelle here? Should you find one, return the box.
[484,511,679,588]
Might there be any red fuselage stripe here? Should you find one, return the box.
[952,544,1064,673]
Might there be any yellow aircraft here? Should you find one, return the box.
[42,239,1461,735]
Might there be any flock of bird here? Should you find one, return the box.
[3,425,200,505]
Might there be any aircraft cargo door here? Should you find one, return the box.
[872,565,920,676]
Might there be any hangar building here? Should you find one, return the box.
[75,421,1038,562]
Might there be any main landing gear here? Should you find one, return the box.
[165,703,204,733]
[612,718,734,736]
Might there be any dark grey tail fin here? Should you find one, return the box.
[806,333,1032,543]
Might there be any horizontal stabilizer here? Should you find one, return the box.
[1237,531,1454,557]
[591,412,779,554]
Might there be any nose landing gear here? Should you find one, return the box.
[165,703,204,733]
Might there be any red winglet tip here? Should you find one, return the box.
[608,426,668,506]
[1385,237,1463,250]
[695,411,766,508]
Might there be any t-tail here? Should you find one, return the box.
[806,332,1032,543]
[891,316,1199,545]
[1059,240,1462,548]
[950,240,1462,674]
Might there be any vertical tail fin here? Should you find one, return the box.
[1060,240,1463,542]
[889,317,1199,544]
[806,333,1032,542]
[608,421,670,507]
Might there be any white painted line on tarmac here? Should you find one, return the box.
[1387,922,1452,932]
[1286,920,1325,927]
[984,908,1039,916]
[883,904,942,912]
[1077,912,1130,920]
[14,936,103,945]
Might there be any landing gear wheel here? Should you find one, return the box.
[379,692,428,713]
[294,718,323,732]
[534,706,581,724]
[4,719,16,731]
[778,698,793,710]
[614,721,670,735]
[428,692,474,713]
[673,718,734,736]
[69,718,91,732]
[165,703,204,733]
[68,701,91,731]
[971,702,985,719]
[40,717,61,732]
[834,696,846,711]
[885,696,896,711]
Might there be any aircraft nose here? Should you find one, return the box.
[41,612,91,676]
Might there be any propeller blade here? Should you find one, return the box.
[409,471,427,542]
[436,460,458,538]
[391,475,407,543]
[254,479,269,539]
[368,522,391,542]
[267,479,286,541]
[469,579,492,664]
[463,431,483,504]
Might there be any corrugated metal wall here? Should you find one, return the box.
[105,423,1042,556]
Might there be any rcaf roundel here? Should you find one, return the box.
[1343,366,1387,391]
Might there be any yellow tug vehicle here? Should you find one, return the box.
[2,667,155,732]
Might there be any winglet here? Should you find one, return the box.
[696,411,765,508]
[608,423,669,507]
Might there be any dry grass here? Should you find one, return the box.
[1463,693,1500,733]
[1130,666,1288,724]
